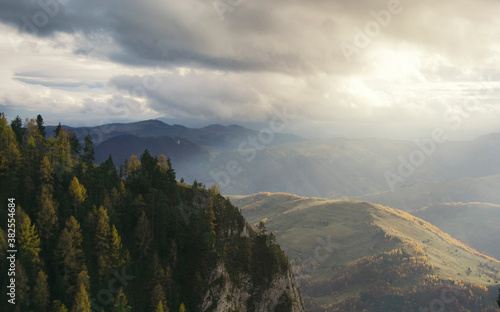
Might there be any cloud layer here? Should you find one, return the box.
[1,0,500,138]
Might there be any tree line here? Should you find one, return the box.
[0,114,291,312]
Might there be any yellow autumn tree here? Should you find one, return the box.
[18,206,41,272]
[126,154,141,178]
[0,115,20,175]
[179,303,186,312]
[57,216,85,300]
[95,206,126,279]
[33,269,50,311]
[69,176,87,215]
[72,270,91,312]
[38,156,58,243]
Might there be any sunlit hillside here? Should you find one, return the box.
[230,192,500,311]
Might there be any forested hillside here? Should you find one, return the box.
[0,114,305,312]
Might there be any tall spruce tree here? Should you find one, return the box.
[10,115,24,145]
[56,216,85,301]
[36,114,46,137]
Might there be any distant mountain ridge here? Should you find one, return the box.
[46,120,500,203]
[45,119,303,148]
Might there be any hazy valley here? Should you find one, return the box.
[36,118,500,311]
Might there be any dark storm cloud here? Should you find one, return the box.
[0,0,315,73]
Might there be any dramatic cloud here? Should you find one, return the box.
[1,0,500,138]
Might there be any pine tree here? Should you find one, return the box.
[95,206,125,278]
[18,206,42,274]
[155,300,168,312]
[135,210,153,259]
[157,154,170,172]
[95,206,112,278]
[69,176,87,215]
[0,115,20,201]
[38,185,58,242]
[0,115,21,165]
[54,122,62,138]
[68,132,81,157]
[10,115,24,145]
[126,154,141,178]
[50,300,69,312]
[110,224,126,268]
[37,114,46,137]
[38,157,59,243]
[113,290,132,312]
[72,270,91,312]
[151,283,167,312]
[33,269,50,312]
[17,260,31,311]
[209,184,220,195]
[179,303,186,312]
[54,129,74,169]
[57,216,85,301]
[82,134,95,164]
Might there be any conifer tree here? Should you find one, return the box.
[18,206,42,274]
[179,303,186,312]
[54,122,62,138]
[82,134,95,165]
[10,115,24,145]
[38,186,58,242]
[33,269,50,312]
[135,209,153,259]
[50,300,69,312]
[157,154,170,172]
[95,206,125,279]
[57,216,85,300]
[38,157,59,244]
[110,224,126,268]
[54,129,74,168]
[68,132,81,157]
[69,176,87,215]
[95,206,112,277]
[156,301,164,312]
[0,115,21,167]
[113,290,132,312]
[0,115,20,201]
[127,154,141,178]
[151,283,167,312]
[16,260,31,311]
[37,114,46,137]
[72,270,91,312]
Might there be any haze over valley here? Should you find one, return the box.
[2,0,500,310]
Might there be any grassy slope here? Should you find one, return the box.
[229,193,500,310]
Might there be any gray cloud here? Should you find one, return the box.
[2,0,500,139]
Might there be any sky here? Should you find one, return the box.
[1,0,500,139]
